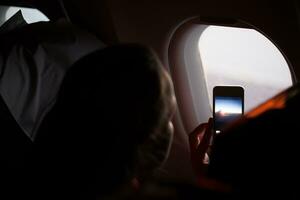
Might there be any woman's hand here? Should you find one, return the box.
[189,118,213,177]
[189,118,232,193]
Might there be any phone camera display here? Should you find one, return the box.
[214,96,243,134]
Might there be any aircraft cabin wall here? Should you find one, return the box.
[106,0,300,76]
[67,0,300,79]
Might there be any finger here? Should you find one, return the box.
[204,117,213,141]
[196,118,213,161]
[189,123,207,150]
[190,123,208,138]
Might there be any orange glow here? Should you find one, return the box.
[246,93,287,118]
[219,111,226,116]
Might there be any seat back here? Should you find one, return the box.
[209,84,300,199]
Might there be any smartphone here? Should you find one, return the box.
[213,86,244,134]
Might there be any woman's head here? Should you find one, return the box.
[35,44,176,197]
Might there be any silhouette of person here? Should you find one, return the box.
[0,11,104,197]
[31,44,176,199]
[0,11,104,139]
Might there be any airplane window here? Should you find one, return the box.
[199,25,293,112]
[0,6,49,26]
[169,23,294,132]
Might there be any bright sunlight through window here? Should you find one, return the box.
[198,25,293,112]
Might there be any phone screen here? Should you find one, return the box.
[214,96,243,134]
[213,86,244,134]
